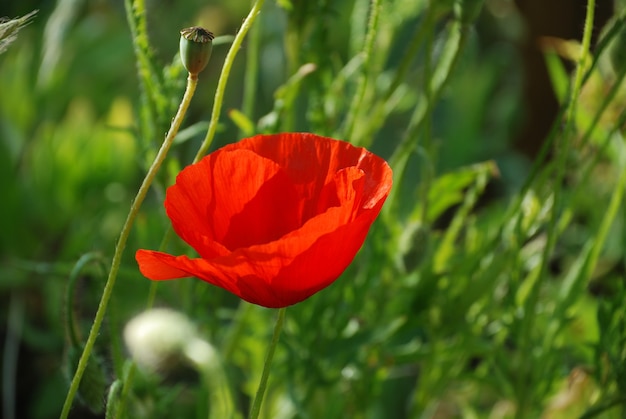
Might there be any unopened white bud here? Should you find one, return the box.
[123,308,197,373]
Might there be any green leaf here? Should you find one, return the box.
[411,160,498,224]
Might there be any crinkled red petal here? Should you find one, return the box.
[136,133,392,307]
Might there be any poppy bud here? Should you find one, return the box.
[179,26,214,76]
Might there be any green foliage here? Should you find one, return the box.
[3,0,626,418]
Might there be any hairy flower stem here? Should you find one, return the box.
[59,74,198,419]
[194,0,266,162]
[248,307,286,419]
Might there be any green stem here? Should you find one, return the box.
[248,307,286,419]
[344,0,382,144]
[194,0,266,162]
[59,74,198,419]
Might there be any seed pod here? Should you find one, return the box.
[179,26,214,76]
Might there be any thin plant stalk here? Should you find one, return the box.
[59,74,199,419]
[248,307,286,419]
[194,0,266,162]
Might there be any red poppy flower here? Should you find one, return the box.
[135,133,392,308]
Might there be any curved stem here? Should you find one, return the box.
[64,252,105,348]
[59,74,198,419]
[194,0,266,162]
[248,307,286,419]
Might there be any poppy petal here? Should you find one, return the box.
[165,149,302,256]
[135,249,247,299]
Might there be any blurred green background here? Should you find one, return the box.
[2,0,626,418]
